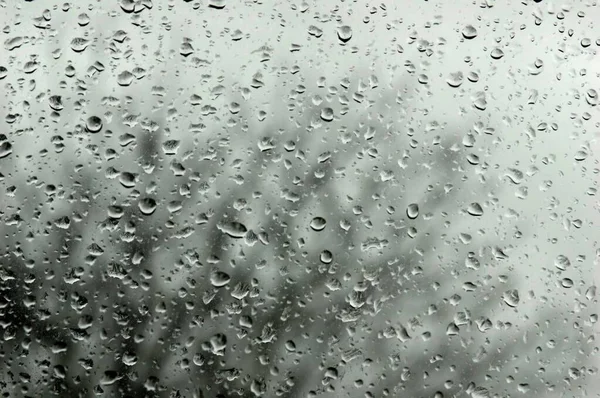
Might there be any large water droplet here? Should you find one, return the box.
[462,25,478,39]
[138,198,157,215]
[406,203,419,219]
[86,116,103,133]
[446,71,464,87]
[49,95,63,111]
[208,0,226,9]
[337,25,353,43]
[217,221,248,238]
[70,37,90,52]
[467,202,484,216]
[210,271,231,287]
[490,48,504,59]
[310,217,327,231]
[117,70,135,86]
[502,289,519,307]
[320,107,334,122]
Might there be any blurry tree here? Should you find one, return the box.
[0,68,593,398]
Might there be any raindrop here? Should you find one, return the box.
[285,340,296,351]
[210,271,231,287]
[180,41,194,57]
[337,25,353,43]
[86,116,103,133]
[310,217,327,231]
[217,221,248,238]
[4,37,24,51]
[119,172,137,188]
[0,142,13,159]
[462,25,478,39]
[446,71,464,88]
[70,37,90,52]
[162,140,181,155]
[0,66,7,80]
[320,107,334,122]
[554,255,570,271]
[49,95,63,111]
[78,13,91,26]
[54,216,71,229]
[574,150,587,161]
[560,278,573,288]
[138,198,157,215]
[320,250,333,264]
[490,48,504,59]
[502,289,519,307]
[406,203,419,219]
[117,70,135,86]
[208,0,226,9]
[467,202,484,216]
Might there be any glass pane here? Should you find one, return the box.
[0,1,598,397]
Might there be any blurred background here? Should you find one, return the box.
[0,0,599,397]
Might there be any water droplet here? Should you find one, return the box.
[490,48,504,59]
[574,150,588,161]
[138,198,157,215]
[467,71,479,82]
[119,172,137,188]
[78,13,91,26]
[162,140,181,155]
[467,202,484,216]
[208,0,226,9]
[310,217,327,231]
[406,203,419,219]
[462,25,478,39]
[446,71,464,87]
[86,116,103,133]
[217,221,248,238]
[5,37,24,51]
[554,254,570,271]
[49,95,63,111]
[117,70,135,86]
[70,37,90,52]
[320,107,334,122]
[285,340,296,351]
[54,216,71,229]
[320,250,333,264]
[180,41,194,57]
[502,289,519,307]
[0,66,8,80]
[337,25,353,43]
[560,278,573,288]
[122,352,138,366]
[210,271,231,287]
[0,142,13,159]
